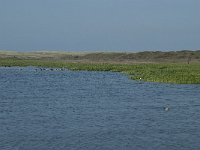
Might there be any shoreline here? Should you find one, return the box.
[0,50,199,84]
[0,58,199,84]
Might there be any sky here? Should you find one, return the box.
[0,0,200,52]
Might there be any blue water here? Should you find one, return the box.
[0,67,200,150]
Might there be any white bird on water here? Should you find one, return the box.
[164,107,169,111]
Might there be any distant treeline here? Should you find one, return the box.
[0,50,200,63]
[80,50,200,63]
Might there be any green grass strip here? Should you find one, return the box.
[0,58,199,84]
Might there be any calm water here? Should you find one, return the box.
[0,67,200,150]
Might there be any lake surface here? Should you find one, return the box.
[0,67,200,150]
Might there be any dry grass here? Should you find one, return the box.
[0,50,200,64]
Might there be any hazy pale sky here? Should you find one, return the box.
[0,0,200,51]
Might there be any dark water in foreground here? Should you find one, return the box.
[0,67,200,150]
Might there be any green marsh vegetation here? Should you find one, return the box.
[0,58,199,84]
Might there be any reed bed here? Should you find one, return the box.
[0,58,199,84]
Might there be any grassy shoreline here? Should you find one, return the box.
[0,58,199,84]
